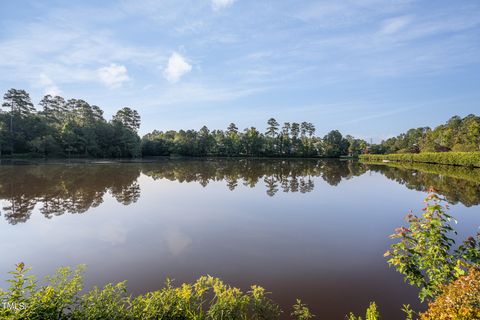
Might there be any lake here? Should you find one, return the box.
[0,159,479,319]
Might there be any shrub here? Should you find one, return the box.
[291,299,314,320]
[420,268,480,320]
[346,302,380,320]
[0,265,310,320]
[71,282,130,320]
[385,192,480,301]
[344,194,480,319]
[0,263,85,320]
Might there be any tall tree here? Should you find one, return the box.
[0,88,142,158]
[290,123,300,140]
[242,127,263,156]
[2,89,35,133]
[227,123,239,136]
[226,123,240,156]
[2,89,35,117]
[113,107,141,132]
[198,125,214,155]
[39,95,67,123]
[300,122,308,138]
[266,118,279,155]
[281,122,291,155]
[306,123,315,137]
[281,122,291,137]
[266,118,279,138]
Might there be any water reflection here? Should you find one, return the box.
[0,164,141,224]
[1,159,479,224]
[365,162,480,207]
[141,159,366,194]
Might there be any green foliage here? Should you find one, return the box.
[369,115,480,154]
[420,268,480,320]
[291,299,314,320]
[0,263,85,320]
[401,304,415,320]
[0,88,141,158]
[0,88,366,159]
[346,303,421,320]
[142,122,354,158]
[72,282,130,320]
[113,107,141,132]
[0,265,312,320]
[322,130,349,157]
[385,192,480,301]
[360,152,480,168]
[346,302,380,320]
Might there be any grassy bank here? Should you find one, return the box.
[359,152,480,168]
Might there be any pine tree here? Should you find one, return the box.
[113,107,141,132]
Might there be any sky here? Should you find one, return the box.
[0,0,479,141]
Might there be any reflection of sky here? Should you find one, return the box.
[0,172,479,319]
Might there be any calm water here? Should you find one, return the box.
[0,159,479,319]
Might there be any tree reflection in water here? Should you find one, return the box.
[364,162,480,207]
[0,163,141,225]
[0,159,479,224]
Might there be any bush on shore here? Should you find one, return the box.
[0,263,313,320]
[420,268,480,320]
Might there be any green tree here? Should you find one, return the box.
[226,123,240,156]
[266,118,280,155]
[227,122,239,136]
[2,88,35,119]
[39,94,67,123]
[1,88,142,158]
[266,118,279,138]
[2,89,36,153]
[198,125,214,156]
[113,107,141,132]
[323,130,348,157]
[290,123,300,140]
[346,135,367,156]
[242,127,263,156]
[280,122,292,155]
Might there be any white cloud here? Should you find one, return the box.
[39,74,61,96]
[211,0,235,11]
[380,16,411,34]
[97,63,130,88]
[98,224,127,245]
[163,52,192,83]
[165,227,191,255]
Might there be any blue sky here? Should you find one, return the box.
[0,0,479,140]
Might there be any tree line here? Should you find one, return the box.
[142,119,367,157]
[0,88,141,157]
[4,88,477,159]
[0,88,370,158]
[371,114,480,154]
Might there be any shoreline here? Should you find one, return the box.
[359,152,480,168]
